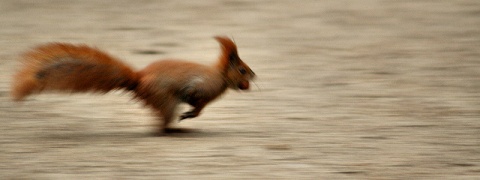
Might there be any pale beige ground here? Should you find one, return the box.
[0,0,479,179]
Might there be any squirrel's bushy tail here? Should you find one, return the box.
[11,43,139,101]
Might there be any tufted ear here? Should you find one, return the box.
[215,36,241,70]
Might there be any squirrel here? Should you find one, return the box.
[11,36,255,134]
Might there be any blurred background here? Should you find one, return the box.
[0,0,479,179]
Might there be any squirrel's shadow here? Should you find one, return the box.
[153,127,210,137]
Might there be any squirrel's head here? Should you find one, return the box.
[215,36,255,90]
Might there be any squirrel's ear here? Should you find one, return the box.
[214,36,237,51]
[215,36,240,65]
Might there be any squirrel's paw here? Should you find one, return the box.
[179,111,198,121]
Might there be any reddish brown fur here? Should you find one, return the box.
[12,43,138,100]
[11,36,255,134]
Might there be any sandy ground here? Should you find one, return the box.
[0,0,479,179]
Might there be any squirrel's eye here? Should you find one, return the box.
[239,68,247,75]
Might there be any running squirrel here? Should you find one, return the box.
[11,36,255,134]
